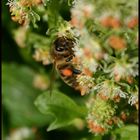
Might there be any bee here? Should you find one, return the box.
[51,36,83,93]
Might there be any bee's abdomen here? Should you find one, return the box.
[57,64,81,88]
[62,75,79,88]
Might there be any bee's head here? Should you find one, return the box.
[54,36,75,53]
[51,36,75,60]
[54,37,66,52]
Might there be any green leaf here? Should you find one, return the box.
[34,91,87,131]
[2,63,50,127]
[29,10,40,28]
[112,125,138,140]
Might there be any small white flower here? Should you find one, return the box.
[72,46,83,57]
[32,48,52,65]
[114,87,128,98]
[93,80,128,99]
[6,0,16,7]
[128,90,138,105]
[83,58,98,72]
[109,57,138,80]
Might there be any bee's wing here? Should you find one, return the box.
[49,62,56,96]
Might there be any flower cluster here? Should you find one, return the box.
[7,0,41,26]
[13,27,27,48]
[33,74,49,90]
[32,48,52,65]
[70,0,138,135]
[108,56,138,82]
[128,88,138,109]
[70,0,94,29]
[5,127,35,140]
[76,74,94,96]
[93,80,128,102]
[86,96,123,135]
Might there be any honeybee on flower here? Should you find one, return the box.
[50,27,95,96]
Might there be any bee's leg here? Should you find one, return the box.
[65,55,73,62]
[73,68,82,74]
